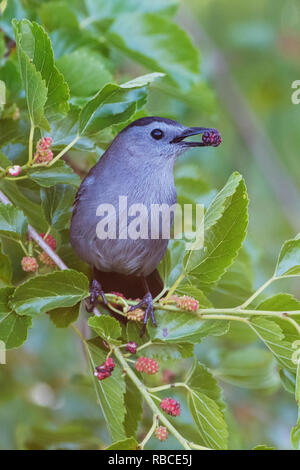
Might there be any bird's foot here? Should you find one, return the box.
[86,279,108,312]
[129,292,157,335]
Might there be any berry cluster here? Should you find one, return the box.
[202,130,222,147]
[34,137,53,164]
[21,233,57,272]
[155,426,168,441]
[21,256,39,272]
[168,294,199,312]
[126,341,137,354]
[8,165,22,177]
[160,397,181,417]
[94,357,115,381]
[135,356,159,375]
[127,307,145,322]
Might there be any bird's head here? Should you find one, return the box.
[113,117,222,163]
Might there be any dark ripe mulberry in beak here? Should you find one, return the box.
[171,127,222,147]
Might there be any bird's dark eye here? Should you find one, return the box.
[151,128,164,140]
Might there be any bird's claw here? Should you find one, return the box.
[86,279,108,312]
[129,292,157,335]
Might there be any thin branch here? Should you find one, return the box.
[0,188,101,317]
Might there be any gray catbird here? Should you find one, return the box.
[70,117,221,330]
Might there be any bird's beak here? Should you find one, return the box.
[171,127,222,147]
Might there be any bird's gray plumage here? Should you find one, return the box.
[70,117,221,280]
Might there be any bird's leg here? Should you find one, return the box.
[86,279,108,313]
[128,277,157,335]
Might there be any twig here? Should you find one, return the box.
[0,189,101,317]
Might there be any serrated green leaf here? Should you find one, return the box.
[0,180,48,232]
[57,48,112,97]
[13,20,69,118]
[28,161,81,187]
[209,247,254,307]
[39,1,79,32]
[0,286,14,315]
[107,13,199,91]
[184,172,248,293]
[11,270,89,316]
[275,234,300,277]
[88,315,122,345]
[0,312,32,349]
[188,389,228,450]
[123,376,143,439]
[0,242,12,286]
[159,240,186,288]
[0,203,28,241]
[106,437,138,450]
[12,20,50,130]
[79,73,164,135]
[87,338,126,442]
[249,317,296,371]
[40,184,76,231]
[148,310,229,343]
[48,303,80,328]
[140,341,194,362]
[187,361,225,410]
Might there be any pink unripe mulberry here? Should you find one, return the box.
[160,397,181,417]
[169,295,199,312]
[126,341,137,354]
[21,256,38,272]
[127,307,145,322]
[39,251,56,267]
[8,165,22,176]
[155,426,168,441]
[135,356,158,375]
[34,137,53,163]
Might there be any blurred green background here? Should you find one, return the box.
[0,0,299,449]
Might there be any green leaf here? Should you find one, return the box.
[79,73,164,136]
[188,389,228,450]
[0,312,32,349]
[139,341,194,362]
[275,234,300,277]
[87,338,127,442]
[40,184,76,231]
[48,303,80,328]
[187,361,225,410]
[0,180,48,232]
[12,20,50,131]
[159,239,186,288]
[253,445,275,450]
[107,13,199,91]
[88,316,122,346]
[73,0,179,22]
[209,248,254,307]
[106,437,138,450]
[216,346,280,391]
[184,172,248,292]
[57,49,112,97]
[0,203,28,241]
[39,1,79,32]
[123,376,143,439]
[0,242,12,286]
[148,310,229,343]
[0,286,14,315]
[291,417,300,450]
[249,317,296,371]
[13,20,69,118]
[28,161,81,187]
[10,270,89,316]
